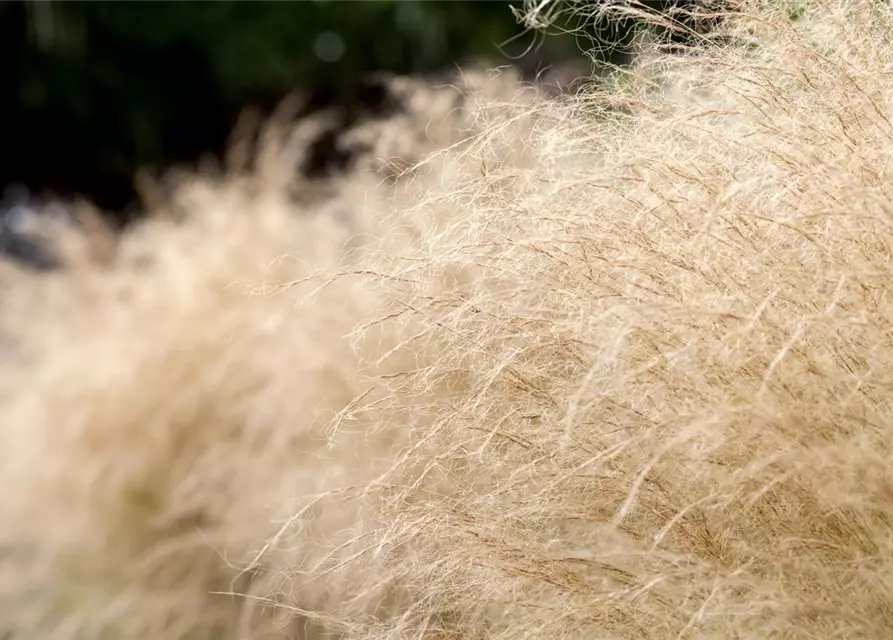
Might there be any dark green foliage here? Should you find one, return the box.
[0,0,720,216]
[3,1,559,213]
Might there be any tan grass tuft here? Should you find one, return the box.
[3,2,893,638]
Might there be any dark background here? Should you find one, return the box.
[0,1,705,221]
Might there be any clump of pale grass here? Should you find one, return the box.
[4,1,893,639]
[335,1,893,638]
[0,182,388,639]
[0,71,526,640]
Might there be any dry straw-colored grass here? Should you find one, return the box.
[3,1,893,638]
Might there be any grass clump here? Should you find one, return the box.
[346,1,893,637]
[3,1,893,639]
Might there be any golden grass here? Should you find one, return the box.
[3,1,893,638]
